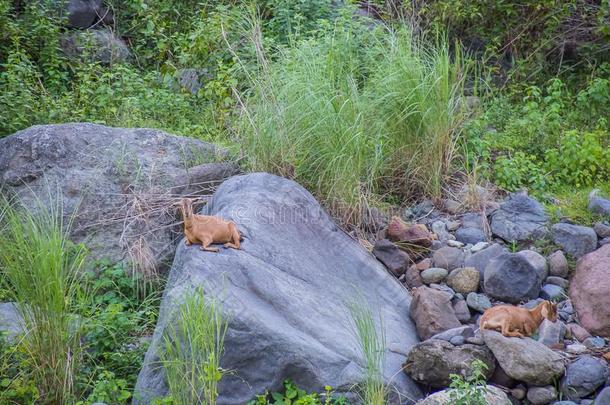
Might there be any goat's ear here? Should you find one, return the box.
[541,304,549,318]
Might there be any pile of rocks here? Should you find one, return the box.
[372,191,610,404]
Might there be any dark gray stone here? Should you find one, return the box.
[595,387,610,405]
[421,268,448,284]
[546,276,569,289]
[466,292,492,313]
[402,339,495,387]
[589,191,610,216]
[0,123,239,273]
[526,386,557,405]
[455,227,486,245]
[61,28,132,65]
[551,223,597,258]
[0,302,23,344]
[540,284,565,301]
[490,191,549,242]
[452,299,471,322]
[464,243,507,287]
[66,0,103,28]
[548,250,569,278]
[583,336,606,349]
[176,68,210,95]
[372,239,410,277]
[460,212,488,230]
[134,174,422,404]
[432,246,464,271]
[449,335,465,346]
[517,250,548,282]
[561,355,607,400]
[484,253,543,304]
[594,222,610,238]
[537,319,566,346]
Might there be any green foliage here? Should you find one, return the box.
[465,73,610,195]
[448,359,490,405]
[412,0,610,78]
[160,287,228,405]
[248,379,347,405]
[0,192,89,403]
[238,18,465,219]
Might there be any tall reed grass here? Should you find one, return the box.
[0,193,89,403]
[161,287,228,405]
[236,18,465,222]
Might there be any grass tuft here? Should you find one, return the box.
[161,287,228,405]
[0,191,89,403]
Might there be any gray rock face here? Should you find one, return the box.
[517,250,549,281]
[455,227,486,245]
[561,355,607,400]
[484,253,543,304]
[0,302,23,343]
[490,192,549,242]
[410,287,461,340]
[482,330,565,386]
[402,339,495,387]
[372,239,410,276]
[134,173,422,404]
[595,387,610,404]
[432,246,464,271]
[61,28,132,65]
[0,123,239,273]
[452,299,471,322]
[430,326,475,342]
[551,223,598,258]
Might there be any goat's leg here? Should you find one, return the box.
[501,321,524,338]
[200,236,219,252]
[224,223,241,249]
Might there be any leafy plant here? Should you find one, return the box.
[448,359,490,405]
[248,379,348,405]
[160,287,228,405]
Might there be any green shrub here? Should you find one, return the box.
[448,359,490,405]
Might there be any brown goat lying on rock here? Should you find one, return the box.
[480,300,557,338]
[178,198,241,252]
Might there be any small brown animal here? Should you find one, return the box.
[178,198,241,252]
[480,300,558,338]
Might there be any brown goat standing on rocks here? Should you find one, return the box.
[480,300,558,338]
[178,197,241,252]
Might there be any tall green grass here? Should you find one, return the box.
[237,19,465,221]
[161,287,228,405]
[0,193,89,403]
[349,300,387,405]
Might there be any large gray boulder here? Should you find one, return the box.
[416,385,510,405]
[482,331,565,386]
[490,192,549,242]
[0,123,239,273]
[133,173,422,404]
[588,190,610,216]
[483,253,543,303]
[38,0,105,28]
